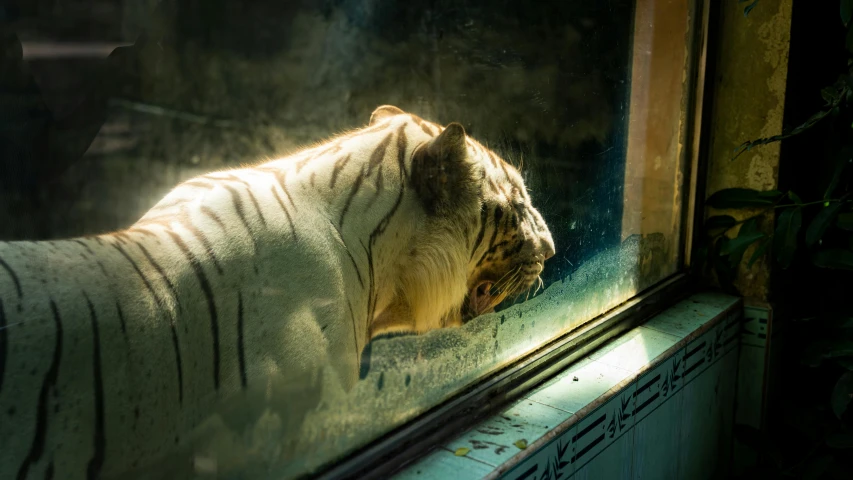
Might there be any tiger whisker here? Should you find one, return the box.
[489,267,518,292]
[534,276,544,296]
[490,269,522,309]
[489,267,520,296]
[506,274,526,304]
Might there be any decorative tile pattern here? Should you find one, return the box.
[678,349,738,479]
[496,295,742,480]
[632,390,683,479]
[574,431,633,480]
[397,293,743,480]
[682,319,728,384]
[733,303,772,476]
[721,309,741,353]
[740,305,769,347]
[632,348,684,424]
[500,432,576,480]
[570,383,636,471]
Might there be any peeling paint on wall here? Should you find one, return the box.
[704,0,793,301]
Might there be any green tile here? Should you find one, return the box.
[632,389,683,479]
[525,356,595,399]
[721,313,742,354]
[499,426,577,480]
[633,349,685,423]
[682,321,728,384]
[717,350,740,479]
[642,304,713,339]
[688,292,741,310]
[447,399,572,466]
[734,338,768,475]
[574,429,634,480]
[392,447,493,480]
[741,306,768,347]
[590,326,680,373]
[528,360,633,414]
[643,293,739,339]
[678,349,738,480]
[570,383,636,471]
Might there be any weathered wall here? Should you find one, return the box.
[703,0,793,302]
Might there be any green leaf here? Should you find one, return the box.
[802,340,853,367]
[788,191,803,205]
[742,0,759,17]
[741,216,760,235]
[722,230,765,256]
[813,248,853,270]
[827,316,853,329]
[514,439,528,450]
[706,215,737,236]
[822,87,840,104]
[706,188,781,209]
[824,152,850,200]
[820,340,853,358]
[847,22,853,53]
[831,372,853,419]
[838,213,853,231]
[806,202,846,246]
[454,447,470,456]
[773,208,802,269]
[723,218,766,269]
[712,236,737,294]
[747,236,772,269]
[826,432,853,449]
[802,453,833,480]
[845,0,853,26]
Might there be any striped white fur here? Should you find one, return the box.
[0,105,554,479]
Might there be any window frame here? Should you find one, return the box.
[315,0,716,478]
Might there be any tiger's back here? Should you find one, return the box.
[0,166,362,479]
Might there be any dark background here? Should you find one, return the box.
[0,0,636,293]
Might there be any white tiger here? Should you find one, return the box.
[0,105,554,479]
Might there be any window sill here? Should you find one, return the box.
[392,291,742,479]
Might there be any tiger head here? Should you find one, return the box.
[369,106,555,333]
[461,146,556,321]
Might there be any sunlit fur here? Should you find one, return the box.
[0,105,553,479]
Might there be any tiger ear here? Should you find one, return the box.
[369,105,406,126]
[411,122,476,215]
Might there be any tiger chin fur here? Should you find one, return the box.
[0,105,554,479]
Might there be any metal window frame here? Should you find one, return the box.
[317,1,716,478]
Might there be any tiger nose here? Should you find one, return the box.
[539,233,555,261]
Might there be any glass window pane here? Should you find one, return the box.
[0,1,699,478]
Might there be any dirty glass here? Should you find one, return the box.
[0,0,698,478]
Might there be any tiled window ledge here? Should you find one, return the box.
[393,292,742,480]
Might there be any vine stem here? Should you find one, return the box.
[775,198,849,208]
[710,195,851,240]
